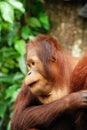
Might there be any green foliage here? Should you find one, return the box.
[29,17,42,28]
[0,0,50,129]
[14,40,26,55]
[0,2,14,24]
[0,0,25,24]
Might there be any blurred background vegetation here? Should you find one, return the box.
[0,0,50,130]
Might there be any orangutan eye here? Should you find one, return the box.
[27,64,30,67]
[31,61,35,66]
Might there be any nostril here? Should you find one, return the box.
[28,71,31,75]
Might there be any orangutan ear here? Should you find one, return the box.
[51,56,56,62]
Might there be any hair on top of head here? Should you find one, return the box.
[26,34,65,70]
[34,34,62,50]
[27,34,62,60]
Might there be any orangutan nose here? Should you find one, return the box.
[28,71,31,75]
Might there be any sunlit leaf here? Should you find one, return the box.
[13,73,24,81]
[7,121,11,130]
[0,2,14,24]
[11,89,20,102]
[39,12,50,30]
[8,0,25,13]
[29,17,41,28]
[7,26,17,46]
[6,84,18,99]
[18,55,27,75]
[21,26,32,39]
[14,40,26,55]
[6,84,20,102]
[28,35,34,40]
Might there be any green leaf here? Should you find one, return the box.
[6,84,20,102]
[7,26,17,46]
[18,55,27,74]
[6,84,18,99]
[13,73,24,81]
[8,0,25,13]
[0,2,14,24]
[0,103,7,118]
[1,67,9,74]
[29,17,41,28]
[39,13,50,30]
[21,26,32,40]
[11,89,20,102]
[0,74,14,83]
[14,40,26,55]
[7,121,11,130]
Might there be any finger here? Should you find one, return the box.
[82,92,87,98]
[83,98,87,103]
